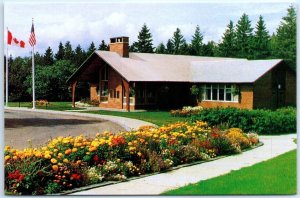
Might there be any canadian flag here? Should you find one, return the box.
[7,30,25,48]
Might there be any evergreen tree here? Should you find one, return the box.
[87,42,96,56]
[74,44,86,67]
[155,42,166,54]
[166,39,174,54]
[274,5,296,70]
[202,41,216,56]
[98,40,109,51]
[252,15,270,59]
[55,42,65,60]
[171,28,186,54]
[235,13,254,58]
[135,23,154,53]
[179,41,190,55]
[218,20,237,57]
[129,42,139,52]
[43,47,54,66]
[34,52,44,66]
[64,41,74,61]
[190,25,204,56]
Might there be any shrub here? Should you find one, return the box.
[190,107,296,134]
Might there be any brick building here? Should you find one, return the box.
[67,36,296,111]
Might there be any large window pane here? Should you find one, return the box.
[206,85,211,100]
[212,84,218,100]
[225,89,232,101]
[219,86,224,100]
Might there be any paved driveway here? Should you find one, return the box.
[5,110,125,149]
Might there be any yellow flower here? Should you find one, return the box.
[4,155,10,161]
[4,146,10,151]
[128,142,133,146]
[51,158,58,164]
[137,152,142,157]
[63,158,69,163]
[13,156,18,160]
[72,148,78,152]
[44,154,51,159]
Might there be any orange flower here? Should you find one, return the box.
[52,165,58,171]
[65,149,72,155]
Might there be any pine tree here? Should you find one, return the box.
[43,47,54,66]
[235,13,254,58]
[98,40,109,51]
[171,28,186,55]
[218,20,237,57]
[166,39,174,54]
[190,25,204,56]
[252,16,270,59]
[87,42,96,56]
[202,41,216,56]
[74,44,86,67]
[274,5,296,70]
[64,41,74,61]
[129,42,139,52]
[136,23,154,53]
[155,42,166,54]
[55,42,65,60]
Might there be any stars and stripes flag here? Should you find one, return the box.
[29,22,36,46]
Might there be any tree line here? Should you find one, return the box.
[5,5,296,102]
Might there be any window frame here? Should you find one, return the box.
[201,83,239,103]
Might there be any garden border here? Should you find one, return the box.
[52,142,264,195]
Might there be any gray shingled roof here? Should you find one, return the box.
[94,51,282,83]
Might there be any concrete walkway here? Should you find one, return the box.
[71,134,297,195]
[5,107,156,131]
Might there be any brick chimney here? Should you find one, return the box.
[109,36,129,57]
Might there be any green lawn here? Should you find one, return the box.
[6,102,81,111]
[163,149,297,195]
[81,110,187,126]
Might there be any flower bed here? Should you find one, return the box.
[4,121,259,195]
[170,106,203,117]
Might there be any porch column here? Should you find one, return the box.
[122,79,130,112]
[72,80,77,108]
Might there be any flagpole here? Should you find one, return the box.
[32,42,35,109]
[5,27,9,107]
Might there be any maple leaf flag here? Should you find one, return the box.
[7,30,25,48]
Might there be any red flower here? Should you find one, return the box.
[71,173,81,181]
[93,155,100,163]
[7,170,25,182]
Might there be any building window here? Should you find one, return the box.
[202,84,238,102]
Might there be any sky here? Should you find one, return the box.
[4,0,296,57]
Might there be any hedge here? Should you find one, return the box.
[190,107,296,134]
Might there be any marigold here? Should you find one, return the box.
[65,149,72,155]
[72,148,78,152]
[52,165,58,171]
[63,158,69,163]
[51,158,58,164]
[4,155,10,161]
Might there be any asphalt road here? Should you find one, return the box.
[5,110,126,149]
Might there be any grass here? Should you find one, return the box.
[81,110,187,126]
[7,102,82,111]
[163,149,297,195]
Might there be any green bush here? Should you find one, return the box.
[190,107,296,134]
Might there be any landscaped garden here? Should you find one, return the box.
[5,121,259,195]
[163,149,297,195]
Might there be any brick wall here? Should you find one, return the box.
[90,83,99,101]
[109,43,129,57]
[199,84,254,109]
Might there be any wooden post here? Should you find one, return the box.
[122,79,130,112]
[72,80,77,108]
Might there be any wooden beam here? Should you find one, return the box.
[122,79,130,112]
[72,80,77,108]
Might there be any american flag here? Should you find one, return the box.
[29,22,36,46]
